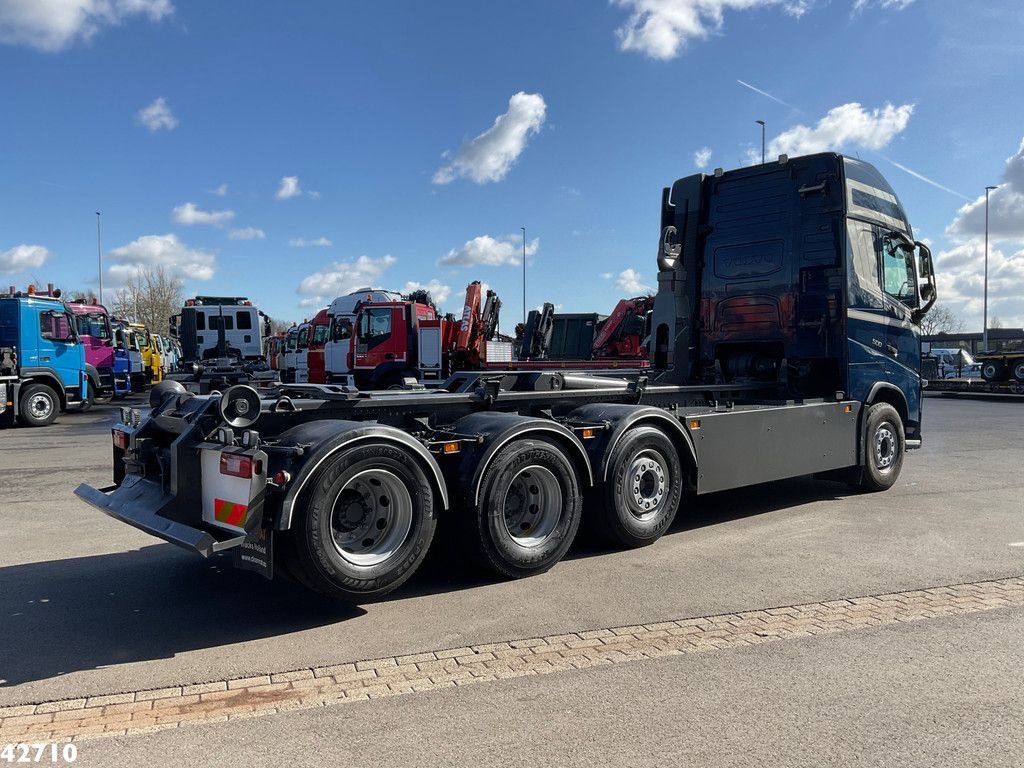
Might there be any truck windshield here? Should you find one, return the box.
[77,313,111,340]
[360,308,392,338]
[313,325,329,344]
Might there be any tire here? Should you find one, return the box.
[1013,360,1024,383]
[981,361,1003,382]
[857,402,905,492]
[286,442,437,601]
[17,383,59,427]
[599,426,684,548]
[466,439,582,579]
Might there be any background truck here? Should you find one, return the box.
[169,296,276,393]
[68,299,121,403]
[976,349,1024,383]
[324,289,402,384]
[1,284,89,427]
[77,152,936,603]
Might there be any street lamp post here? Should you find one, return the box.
[521,226,527,326]
[983,185,997,352]
[95,211,103,306]
[756,120,765,164]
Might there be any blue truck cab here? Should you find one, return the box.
[0,286,89,427]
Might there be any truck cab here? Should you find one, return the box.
[324,289,403,384]
[68,300,116,403]
[108,320,134,397]
[0,285,88,427]
[291,321,312,383]
[351,300,438,389]
[128,323,162,385]
[306,308,331,384]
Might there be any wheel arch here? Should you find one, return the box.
[866,382,909,429]
[566,403,696,485]
[451,412,594,508]
[276,420,449,531]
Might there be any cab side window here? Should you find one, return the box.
[880,237,919,309]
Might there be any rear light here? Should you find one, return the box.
[112,430,129,449]
[220,452,252,478]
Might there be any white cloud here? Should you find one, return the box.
[947,137,1024,242]
[228,227,265,241]
[209,183,228,196]
[433,92,547,185]
[933,240,1024,329]
[136,97,178,132]
[612,0,811,60]
[438,234,540,267]
[106,234,215,284]
[289,237,332,248]
[936,135,1024,329]
[766,102,913,158]
[401,279,451,306]
[694,147,712,169]
[853,0,914,11]
[0,0,173,52]
[0,244,50,274]
[297,255,397,305]
[171,202,235,226]
[615,268,652,294]
[276,176,302,200]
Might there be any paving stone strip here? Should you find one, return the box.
[2,576,1022,744]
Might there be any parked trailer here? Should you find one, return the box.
[76,153,937,602]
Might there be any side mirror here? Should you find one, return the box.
[657,226,681,272]
[920,284,935,302]
[912,240,936,324]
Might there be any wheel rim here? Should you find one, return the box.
[502,465,562,548]
[627,450,668,521]
[983,363,998,379]
[874,422,898,473]
[29,393,53,420]
[329,468,413,567]
[1014,363,1024,380]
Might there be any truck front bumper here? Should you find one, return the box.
[74,476,245,557]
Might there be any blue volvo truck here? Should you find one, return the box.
[76,153,935,601]
[1,285,89,427]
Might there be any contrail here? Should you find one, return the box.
[736,79,799,111]
[879,156,971,201]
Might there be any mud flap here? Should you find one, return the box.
[233,525,274,580]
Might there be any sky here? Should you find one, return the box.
[1,0,1023,332]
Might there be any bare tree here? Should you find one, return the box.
[68,289,99,304]
[269,318,293,335]
[920,304,966,337]
[111,266,184,336]
[990,316,1004,329]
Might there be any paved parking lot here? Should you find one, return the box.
[1,395,1022,764]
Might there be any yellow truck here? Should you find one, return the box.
[128,322,162,384]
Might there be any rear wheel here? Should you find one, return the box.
[466,439,582,579]
[600,426,683,548]
[18,383,59,427]
[1013,360,1024,382]
[286,443,437,601]
[981,361,1004,382]
[857,402,905,492]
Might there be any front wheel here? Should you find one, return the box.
[465,439,582,579]
[599,426,684,548]
[285,443,437,601]
[1012,361,1024,382]
[18,383,59,427]
[857,402,905,492]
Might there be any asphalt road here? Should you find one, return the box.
[1,396,1022,711]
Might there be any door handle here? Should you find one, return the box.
[886,344,898,356]
[385,353,395,360]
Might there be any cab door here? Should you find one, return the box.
[39,309,84,396]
